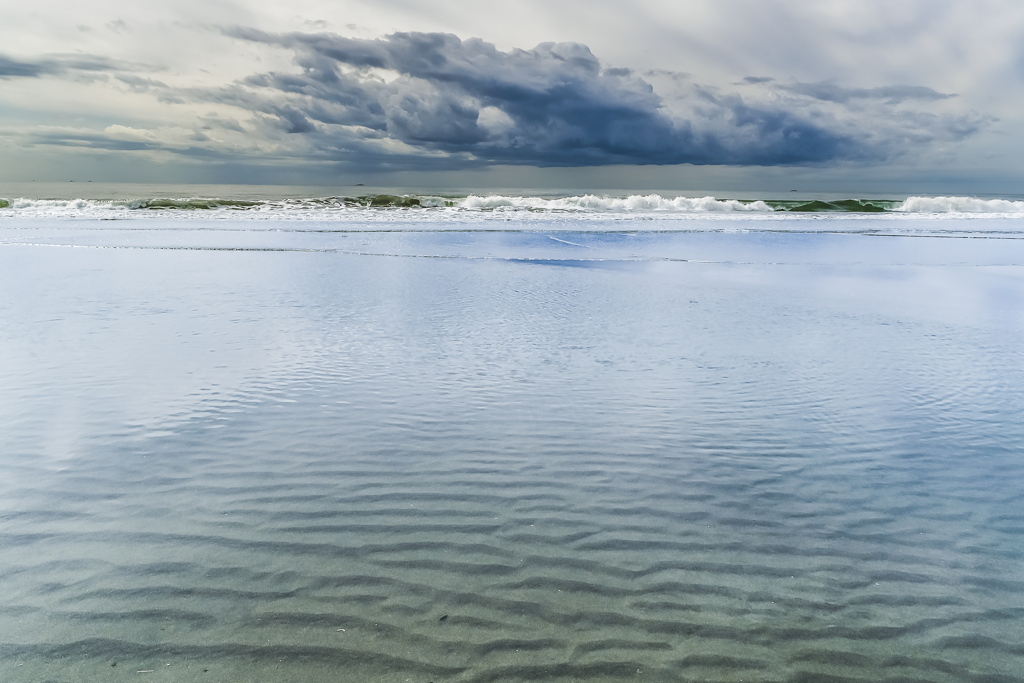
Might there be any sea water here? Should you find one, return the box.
[1,189,1023,682]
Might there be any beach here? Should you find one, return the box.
[2,191,1023,682]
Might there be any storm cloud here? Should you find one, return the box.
[212,28,873,167]
[0,0,1019,186]
[1,27,992,175]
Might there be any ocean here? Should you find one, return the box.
[2,184,1023,682]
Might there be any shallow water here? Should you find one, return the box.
[2,216,1024,682]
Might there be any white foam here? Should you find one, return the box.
[7,198,126,212]
[3,193,1024,226]
[457,194,775,212]
[897,196,1024,214]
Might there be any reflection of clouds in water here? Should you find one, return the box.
[4,219,1023,457]
[3,217,1024,681]
[38,398,86,469]
[0,248,306,450]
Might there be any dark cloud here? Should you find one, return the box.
[0,53,139,79]
[644,69,691,81]
[6,30,988,173]
[27,129,160,152]
[216,28,873,167]
[25,128,245,160]
[198,114,247,133]
[116,74,170,92]
[782,81,955,104]
[0,55,50,78]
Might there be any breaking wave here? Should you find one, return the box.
[1,193,1023,219]
[459,194,774,212]
[895,196,1024,213]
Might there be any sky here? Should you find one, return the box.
[1,0,1023,192]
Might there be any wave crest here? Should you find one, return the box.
[458,194,774,212]
[897,196,1024,213]
[3,193,1024,219]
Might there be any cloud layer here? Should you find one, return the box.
[211,29,877,167]
[0,26,993,175]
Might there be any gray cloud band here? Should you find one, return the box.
[0,31,990,170]
[0,54,138,78]
[219,28,865,167]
